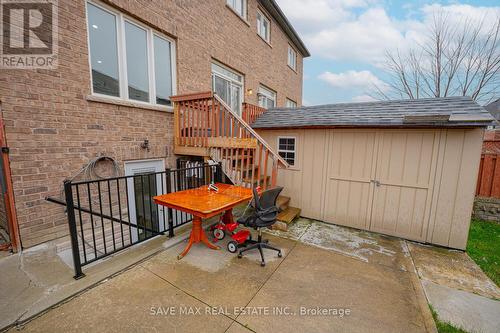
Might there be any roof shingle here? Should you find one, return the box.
[251,96,497,129]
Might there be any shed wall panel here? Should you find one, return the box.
[427,128,483,249]
[256,127,483,249]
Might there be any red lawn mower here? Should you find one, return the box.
[210,187,260,253]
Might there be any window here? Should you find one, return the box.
[278,137,296,166]
[86,2,175,106]
[286,98,297,108]
[258,85,276,109]
[227,0,246,19]
[257,11,270,43]
[287,45,297,71]
[212,62,244,115]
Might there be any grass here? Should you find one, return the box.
[429,306,468,333]
[466,218,500,286]
[429,219,499,333]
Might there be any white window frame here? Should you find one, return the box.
[85,1,177,107]
[258,85,276,108]
[227,0,247,19]
[286,98,297,108]
[211,62,244,115]
[256,10,270,43]
[277,136,296,166]
[287,45,297,71]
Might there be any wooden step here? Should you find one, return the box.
[276,195,290,211]
[277,206,300,224]
[234,164,258,172]
[272,206,301,231]
[242,175,271,186]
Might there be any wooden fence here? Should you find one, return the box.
[476,153,500,198]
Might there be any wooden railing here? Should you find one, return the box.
[171,92,287,189]
[476,153,500,198]
[242,103,267,125]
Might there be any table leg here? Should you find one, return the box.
[222,208,234,224]
[177,216,220,260]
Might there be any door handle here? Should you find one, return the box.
[371,180,381,187]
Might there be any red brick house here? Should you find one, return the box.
[0,0,309,249]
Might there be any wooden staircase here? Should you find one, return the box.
[171,91,301,228]
[171,92,288,190]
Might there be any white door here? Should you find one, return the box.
[125,159,165,242]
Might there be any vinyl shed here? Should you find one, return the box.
[253,97,497,249]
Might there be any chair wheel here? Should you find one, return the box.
[238,253,242,259]
[227,241,238,253]
[213,228,225,240]
[260,261,266,267]
[278,251,282,258]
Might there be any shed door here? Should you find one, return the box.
[322,129,438,242]
[369,131,437,241]
[323,131,377,230]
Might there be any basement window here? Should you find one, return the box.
[86,1,176,106]
[278,137,296,166]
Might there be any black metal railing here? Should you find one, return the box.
[47,163,223,279]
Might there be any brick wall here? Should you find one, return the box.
[0,0,305,247]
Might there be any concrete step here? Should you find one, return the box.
[56,221,132,259]
[273,206,301,231]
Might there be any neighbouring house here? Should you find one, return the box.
[482,99,500,153]
[251,97,496,250]
[0,0,309,250]
[485,98,500,123]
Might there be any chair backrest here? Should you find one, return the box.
[253,186,283,211]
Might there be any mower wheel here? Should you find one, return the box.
[278,251,282,258]
[227,241,238,253]
[213,228,225,240]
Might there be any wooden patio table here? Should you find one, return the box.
[153,183,253,259]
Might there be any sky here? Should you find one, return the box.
[275,0,500,106]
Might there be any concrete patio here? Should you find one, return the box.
[4,219,433,333]
[3,218,499,333]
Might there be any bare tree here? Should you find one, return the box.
[373,12,500,104]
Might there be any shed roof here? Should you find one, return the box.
[251,96,497,129]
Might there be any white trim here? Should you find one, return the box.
[257,10,270,43]
[287,45,297,71]
[124,159,166,243]
[277,136,296,166]
[211,61,244,115]
[227,0,247,20]
[285,98,297,108]
[85,0,176,107]
[258,84,276,108]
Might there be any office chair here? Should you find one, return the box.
[237,186,283,266]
